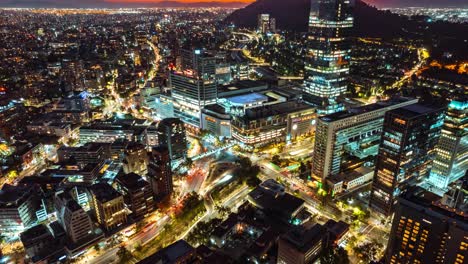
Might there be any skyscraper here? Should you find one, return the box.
[386,187,467,264]
[147,146,173,201]
[157,118,188,161]
[89,183,127,231]
[257,14,270,33]
[257,14,276,34]
[114,173,154,219]
[369,103,446,216]
[311,97,417,181]
[304,0,354,114]
[429,97,468,190]
[171,49,217,129]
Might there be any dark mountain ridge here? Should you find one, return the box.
[225,0,468,59]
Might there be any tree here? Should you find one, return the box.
[320,246,350,264]
[117,246,133,264]
[186,218,222,246]
[185,157,193,168]
[354,241,382,263]
[215,205,231,218]
[246,174,261,187]
[272,155,281,165]
[238,156,252,168]
[235,156,261,187]
[93,244,100,252]
[134,243,143,252]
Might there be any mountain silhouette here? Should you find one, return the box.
[225,0,468,58]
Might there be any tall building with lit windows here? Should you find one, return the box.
[369,103,446,216]
[157,118,187,161]
[89,183,127,231]
[386,187,467,264]
[171,49,217,129]
[303,0,354,114]
[147,146,173,201]
[311,97,417,181]
[429,97,468,190]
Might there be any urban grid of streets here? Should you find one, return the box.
[0,27,415,264]
[82,29,392,264]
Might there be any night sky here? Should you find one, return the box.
[0,0,465,8]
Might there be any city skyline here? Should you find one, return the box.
[0,0,466,263]
[1,0,468,8]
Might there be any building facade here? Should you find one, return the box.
[0,184,42,235]
[90,183,127,231]
[157,118,187,161]
[429,98,468,190]
[122,143,149,176]
[386,187,467,264]
[311,98,418,181]
[303,0,354,114]
[171,49,218,129]
[55,193,93,243]
[369,103,446,216]
[114,173,154,219]
[147,146,173,201]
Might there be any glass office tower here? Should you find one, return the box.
[304,0,354,114]
[429,98,468,190]
[370,103,445,216]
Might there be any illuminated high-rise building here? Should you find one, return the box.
[171,49,217,129]
[369,103,445,216]
[386,187,467,264]
[257,14,276,34]
[147,146,173,201]
[429,98,468,190]
[157,118,188,161]
[303,0,354,114]
[89,183,127,231]
[311,98,417,181]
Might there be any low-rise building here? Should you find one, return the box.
[201,104,232,138]
[137,240,196,264]
[27,121,72,138]
[326,166,374,195]
[277,224,327,264]
[248,180,304,223]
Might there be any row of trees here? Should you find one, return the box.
[237,157,261,187]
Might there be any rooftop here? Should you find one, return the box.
[203,104,228,115]
[90,183,122,203]
[399,186,468,227]
[248,180,304,220]
[320,97,417,123]
[327,166,374,184]
[115,172,149,191]
[243,101,312,121]
[389,102,446,119]
[218,80,268,96]
[137,240,194,264]
[0,184,35,207]
[281,224,325,253]
[226,92,269,105]
[20,224,52,246]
